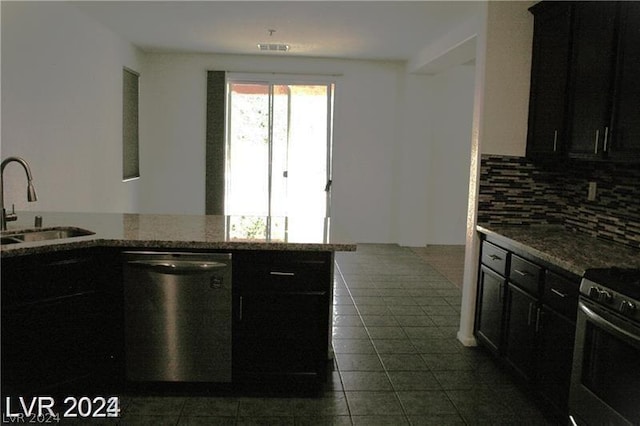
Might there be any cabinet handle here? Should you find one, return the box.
[45,258,93,267]
[239,296,243,321]
[603,127,609,152]
[553,130,558,152]
[527,302,534,326]
[489,254,502,261]
[535,309,542,333]
[551,288,567,298]
[514,269,530,277]
[270,271,295,276]
[594,129,600,154]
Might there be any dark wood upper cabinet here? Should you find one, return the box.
[608,1,640,161]
[527,1,640,163]
[526,2,573,158]
[567,1,618,159]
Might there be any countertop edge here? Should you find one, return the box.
[1,238,357,258]
[477,224,640,277]
[0,212,357,257]
[477,225,583,275]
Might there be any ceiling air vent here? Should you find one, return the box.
[257,43,289,52]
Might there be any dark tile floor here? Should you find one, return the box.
[95,244,555,425]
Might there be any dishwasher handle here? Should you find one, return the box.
[126,259,228,275]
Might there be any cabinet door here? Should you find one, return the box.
[475,266,505,354]
[504,284,537,382]
[232,250,332,388]
[526,2,572,157]
[608,1,640,161]
[2,293,107,396]
[536,306,576,419]
[568,1,619,158]
[234,291,329,382]
[1,250,123,396]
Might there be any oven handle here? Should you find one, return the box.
[579,301,640,344]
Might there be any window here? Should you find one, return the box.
[225,75,335,219]
[123,67,140,181]
[206,72,336,227]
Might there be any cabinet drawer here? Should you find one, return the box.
[481,242,508,276]
[509,255,542,296]
[2,254,102,307]
[542,271,579,321]
[234,251,332,292]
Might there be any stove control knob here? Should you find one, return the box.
[598,290,613,303]
[620,300,636,315]
[588,286,601,299]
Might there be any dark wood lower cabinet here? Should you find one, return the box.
[1,249,123,398]
[475,265,505,354]
[2,247,333,397]
[537,306,575,417]
[475,235,579,423]
[233,292,329,384]
[232,250,333,390]
[504,284,538,383]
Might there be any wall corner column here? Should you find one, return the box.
[457,2,488,347]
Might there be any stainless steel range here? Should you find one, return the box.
[569,268,640,426]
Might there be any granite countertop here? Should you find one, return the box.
[1,211,356,257]
[478,224,640,276]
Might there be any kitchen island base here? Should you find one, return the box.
[1,247,337,398]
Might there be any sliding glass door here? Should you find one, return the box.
[225,76,334,222]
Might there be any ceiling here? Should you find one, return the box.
[72,1,481,62]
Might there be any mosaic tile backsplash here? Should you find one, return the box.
[478,155,640,249]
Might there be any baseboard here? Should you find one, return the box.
[456,331,478,347]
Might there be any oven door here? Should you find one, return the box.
[569,298,640,426]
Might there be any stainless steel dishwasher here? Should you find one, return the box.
[123,251,232,382]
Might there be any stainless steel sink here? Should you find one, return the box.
[1,227,95,244]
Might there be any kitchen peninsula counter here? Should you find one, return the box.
[478,224,640,276]
[1,211,356,257]
[2,212,354,395]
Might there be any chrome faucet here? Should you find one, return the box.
[1,156,38,231]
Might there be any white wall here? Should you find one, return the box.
[393,73,433,246]
[480,0,534,156]
[139,53,404,243]
[140,53,475,245]
[1,1,144,213]
[393,66,475,246]
[425,64,475,244]
[1,2,476,246]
